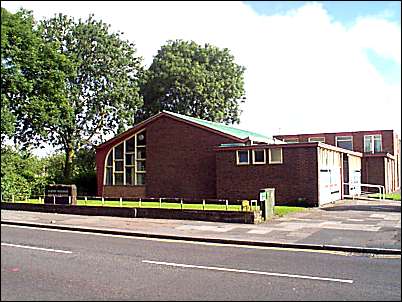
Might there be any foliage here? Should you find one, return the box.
[37,13,144,182]
[136,39,246,124]
[2,9,144,182]
[0,146,48,199]
[43,147,97,195]
[1,8,64,143]
[1,8,70,144]
[42,152,66,184]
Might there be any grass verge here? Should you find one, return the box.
[368,193,401,201]
[3,198,307,216]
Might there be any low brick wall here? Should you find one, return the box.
[1,203,261,224]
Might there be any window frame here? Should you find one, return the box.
[104,129,147,186]
[252,149,266,164]
[236,150,250,165]
[335,136,353,150]
[269,148,283,164]
[364,134,382,153]
[308,137,325,143]
[284,138,299,143]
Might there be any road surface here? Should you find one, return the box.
[1,224,400,301]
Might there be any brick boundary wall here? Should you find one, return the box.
[1,203,261,224]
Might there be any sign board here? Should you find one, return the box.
[44,184,77,205]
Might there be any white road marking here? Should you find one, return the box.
[0,224,357,256]
[142,260,354,284]
[1,242,72,254]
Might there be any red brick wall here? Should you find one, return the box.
[146,116,235,199]
[362,157,385,188]
[103,186,146,198]
[275,130,396,155]
[216,146,319,206]
[96,147,108,196]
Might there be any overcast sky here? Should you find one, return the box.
[2,1,401,156]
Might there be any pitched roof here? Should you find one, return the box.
[97,110,282,149]
[163,111,281,144]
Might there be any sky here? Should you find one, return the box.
[1,1,401,156]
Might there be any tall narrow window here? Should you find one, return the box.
[136,131,146,185]
[125,137,135,185]
[364,135,382,153]
[105,153,113,185]
[104,130,147,186]
[114,143,124,185]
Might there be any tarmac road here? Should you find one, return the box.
[1,224,401,301]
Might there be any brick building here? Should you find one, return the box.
[96,111,363,207]
[274,130,401,193]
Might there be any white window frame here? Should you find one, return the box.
[236,150,250,165]
[364,134,382,153]
[104,129,146,186]
[252,149,266,164]
[104,150,113,186]
[335,136,353,150]
[113,143,124,185]
[269,148,283,164]
[308,137,325,143]
[284,138,299,143]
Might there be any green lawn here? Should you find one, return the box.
[274,206,306,217]
[368,193,401,201]
[3,197,306,216]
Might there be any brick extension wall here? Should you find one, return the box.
[216,146,319,206]
[275,130,400,193]
[274,130,396,155]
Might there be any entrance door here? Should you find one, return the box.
[319,168,341,206]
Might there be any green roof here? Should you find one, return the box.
[163,111,281,143]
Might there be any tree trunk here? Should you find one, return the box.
[63,147,75,184]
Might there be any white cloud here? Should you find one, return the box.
[2,1,401,157]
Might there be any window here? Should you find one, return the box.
[336,136,353,151]
[364,135,382,153]
[236,150,249,165]
[113,143,124,185]
[269,148,283,164]
[284,138,299,143]
[308,137,325,143]
[252,149,266,164]
[104,130,147,186]
[105,153,113,185]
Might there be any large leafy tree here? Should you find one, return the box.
[3,11,144,182]
[38,14,143,182]
[1,8,70,144]
[137,39,246,124]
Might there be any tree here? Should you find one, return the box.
[136,39,246,124]
[3,11,144,182]
[1,146,48,200]
[43,147,97,196]
[1,8,70,144]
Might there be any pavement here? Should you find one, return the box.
[1,198,401,254]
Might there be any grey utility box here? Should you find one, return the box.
[259,188,275,220]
